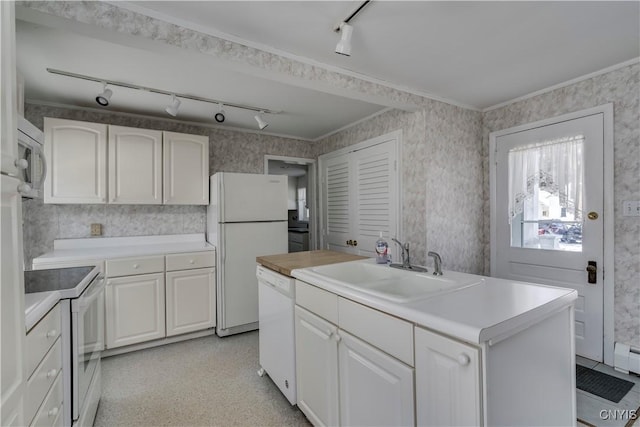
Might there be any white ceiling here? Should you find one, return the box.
[15,1,639,140]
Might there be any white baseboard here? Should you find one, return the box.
[102,329,215,358]
[614,342,640,375]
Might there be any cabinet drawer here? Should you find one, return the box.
[26,338,62,425]
[106,255,164,277]
[166,251,215,271]
[338,297,414,366]
[26,304,61,378]
[29,373,63,427]
[296,280,339,325]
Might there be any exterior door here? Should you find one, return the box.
[492,112,604,361]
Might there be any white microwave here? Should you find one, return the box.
[17,116,46,198]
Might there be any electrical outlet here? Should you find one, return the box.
[90,223,103,236]
[623,201,640,217]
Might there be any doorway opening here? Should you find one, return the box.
[265,156,316,253]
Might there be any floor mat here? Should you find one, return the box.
[576,364,635,403]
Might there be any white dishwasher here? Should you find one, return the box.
[256,264,297,405]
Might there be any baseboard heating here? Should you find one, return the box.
[614,342,640,375]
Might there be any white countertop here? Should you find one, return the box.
[32,234,215,267]
[25,291,60,332]
[292,259,577,345]
[24,264,102,331]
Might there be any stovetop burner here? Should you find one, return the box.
[24,266,96,294]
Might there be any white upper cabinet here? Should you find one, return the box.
[44,118,107,204]
[42,119,209,205]
[108,125,162,204]
[163,131,209,205]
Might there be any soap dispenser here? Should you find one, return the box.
[375,232,389,264]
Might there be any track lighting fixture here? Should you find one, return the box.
[47,68,282,127]
[95,82,112,106]
[332,1,371,56]
[214,103,225,123]
[254,111,269,130]
[335,22,353,56]
[165,95,181,117]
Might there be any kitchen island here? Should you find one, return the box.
[257,253,577,427]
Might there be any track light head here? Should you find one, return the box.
[95,82,112,106]
[214,103,225,123]
[254,111,269,130]
[335,22,353,56]
[165,95,181,117]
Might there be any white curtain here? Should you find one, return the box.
[508,135,584,222]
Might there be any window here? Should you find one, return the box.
[508,135,584,252]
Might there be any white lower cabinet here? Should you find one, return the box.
[166,268,216,337]
[338,330,414,427]
[105,273,166,349]
[104,251,216,350]
[294,306,339,427]
[414,326,481,427]
[295,302,414,427]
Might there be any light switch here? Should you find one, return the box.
[622,201,640,217]
[91,223,103,236]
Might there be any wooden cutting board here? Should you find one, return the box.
[256,250,368,277]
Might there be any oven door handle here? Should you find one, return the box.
[78,276,105,310]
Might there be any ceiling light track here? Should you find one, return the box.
[333,0,371,31]
[46,68,282,115]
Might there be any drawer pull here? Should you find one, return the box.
[457,353,471,366]
[189,259,195,264]
[46,329,57,338]
[48,407,59,417]
[133,264,139,269]
[331,333,342,343]
[46,368,58,378]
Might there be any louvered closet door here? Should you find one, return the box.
[352,140,397,256]
[323,155,352,253]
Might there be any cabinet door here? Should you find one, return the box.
[165,267,216,337]
[1,175,26,426]
[321,154,352,254]
[44,118,107,204]
[0,1,18,177]
[320,135,399,256]
[351,139,398,257]
[294,306,339,427]
[163,131,208,205]
[108,125,162,204]
[339,330,414,427]
[105,273,165,349]
[415,327,481,427]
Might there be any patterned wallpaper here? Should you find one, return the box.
[317,103,484,274]
[482,63,640,347]
[22,103,313,268]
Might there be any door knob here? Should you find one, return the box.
[586,261,597,284]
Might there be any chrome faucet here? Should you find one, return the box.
[428,251,443,275]
[391,238,411,269]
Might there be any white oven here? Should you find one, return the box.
[17,116,46,198]
[71,274,104,425]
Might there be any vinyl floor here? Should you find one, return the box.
[95,333,639,426]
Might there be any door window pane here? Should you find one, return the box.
[508,135,584,251]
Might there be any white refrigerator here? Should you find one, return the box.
[207,172,288,337]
